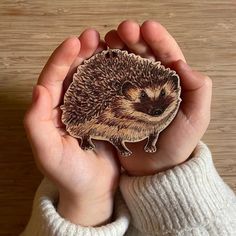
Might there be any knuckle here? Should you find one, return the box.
[203,75,213,88]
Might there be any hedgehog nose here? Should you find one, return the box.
[151,108,163,116]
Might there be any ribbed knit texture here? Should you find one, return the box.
[120,142,236,235]
[20,179,130,236]
[21,142,236,235]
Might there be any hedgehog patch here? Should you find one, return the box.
[61,49,181,157]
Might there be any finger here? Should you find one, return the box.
[141,20,186,65]
[63,29,101,93]
[24,85,62,167]
[38,37,81,108]
[69,35,105,72]
[174,60,212,124]
[78,28,101,60]
[117,20,155,59]
[105,29,126,49]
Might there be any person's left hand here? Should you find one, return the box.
[24,30,120,226]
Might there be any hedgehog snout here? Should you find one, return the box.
[149,108,165,116]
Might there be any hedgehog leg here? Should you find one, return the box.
[109,137,132,157]
[144,132,159,153]
[80,136,95,151]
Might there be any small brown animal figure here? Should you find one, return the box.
[61,49,181,157]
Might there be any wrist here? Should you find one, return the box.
[124,149,193,177]
[57,191,114,227]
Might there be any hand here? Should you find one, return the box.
[105,20,212,176]
[24,30,120,226]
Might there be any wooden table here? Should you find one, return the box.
[0,0,235,235]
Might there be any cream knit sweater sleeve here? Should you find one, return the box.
[21,142,236,236]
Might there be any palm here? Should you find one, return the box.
[51,130,119,199]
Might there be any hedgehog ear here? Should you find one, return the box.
[121,81,137,101]
[170,75,179,90]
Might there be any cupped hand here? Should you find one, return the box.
[105,20,212,176]
[24,30,119,226]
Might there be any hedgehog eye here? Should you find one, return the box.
[140,90,148,99]
[160,89,166,97]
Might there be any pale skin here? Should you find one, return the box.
[24,20,212,226]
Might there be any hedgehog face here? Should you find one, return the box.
[120,77,180,122]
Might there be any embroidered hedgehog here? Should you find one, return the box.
[61,49,181,156]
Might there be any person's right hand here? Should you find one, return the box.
[24,30,120,226]
[105,20,212,176]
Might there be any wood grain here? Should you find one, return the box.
[0,0,235,235]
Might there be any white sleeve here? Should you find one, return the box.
[20,178,130,236]
[120,142,236,235]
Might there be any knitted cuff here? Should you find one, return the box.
[21,179,130,236]
[120,142,236,235]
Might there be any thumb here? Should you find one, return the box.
[174,60,212,125]
[24,85,62,169]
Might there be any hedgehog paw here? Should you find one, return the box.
[120,150,132,157]
[82,145,94,151]
[144,145,157,153]
[80,137,95,151]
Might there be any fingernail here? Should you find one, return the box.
[32,85,39,102]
